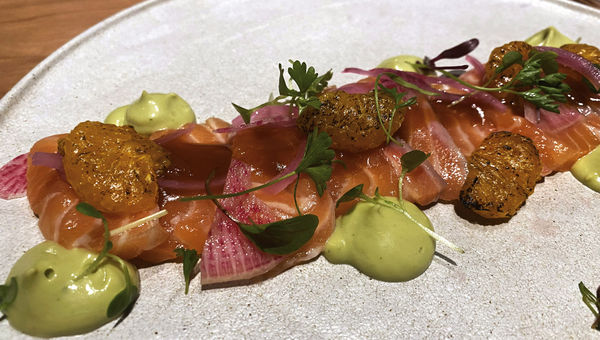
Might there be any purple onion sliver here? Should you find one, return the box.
[154,123,195,145]
[535,46,600,89]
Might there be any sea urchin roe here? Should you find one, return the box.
[58,121,170,214]
[460,131,542,219]
[560,44,600,65]
[323,197,435,282]
[296,91,402,152]
[571,145,600,193]
[3,241,139,338]
[104,91,196,135]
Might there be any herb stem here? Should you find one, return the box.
[182,171,298,201]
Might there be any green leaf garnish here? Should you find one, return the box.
[0,277,18,311]
[433,50,571,113]
[106,254,139,318]
[335,184,365,208]
[336,150,461,254]
[400,150,430,175]
[296,129,335,197]
[232,60,333,124]
[239,214,319,255]
[579,281,600,331]
[76,202,113,279]
[174,248,201,294]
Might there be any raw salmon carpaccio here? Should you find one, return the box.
[26,119,233,263]
[27,135,168,260]
[200,126,336,285]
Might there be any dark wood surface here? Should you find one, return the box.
[0,0,598,99]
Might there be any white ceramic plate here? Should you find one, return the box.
[1,0,599,338]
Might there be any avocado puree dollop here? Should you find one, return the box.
[524,26,576,47]
[571,145,600,193]
[3,241,140,337]
[323,197,435,282]
[105,91,196,134]
[377,55,427,73]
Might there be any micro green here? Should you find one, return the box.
[0,277,17,312]
[232,60,333,123]
[579,281,600,331]
[434,50,571,113]
[174,248,201,294]
[75,202,138,318]
[336,150,464,254]
[183,131,334,255]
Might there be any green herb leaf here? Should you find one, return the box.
[0,277,18,311]
[231,103,253,124]
[239,214,319,255]
[336,184,365,208]
[495,51,523,74]
[106,254,139,318]
[400,150,430,175]
[76,202,113,278]
[528,50,559,75]
[174,248,201,294]
[579,281,600,330]
[295,129,335,196]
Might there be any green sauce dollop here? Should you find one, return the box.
[3,241,140,338]
[377,55,428,73]
[105,91,196,134]
[571,145,600,193]
[524,26,576,47]
[323,197,435,282]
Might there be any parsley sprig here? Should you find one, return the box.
[183,129,335,255]
[336,150,464,254]
[429,50,571,113]
[233,60,333,124]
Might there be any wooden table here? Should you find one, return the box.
[0,0,599,99]
[0,0,143,98]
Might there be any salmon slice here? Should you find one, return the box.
[399,97,468,201]
[27,135,168,260]
[200,126,336,285]
[138,120,233,263]
[430,100,497,157]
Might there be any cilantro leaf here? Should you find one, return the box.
[174,248,201,294]
[239,214,319,255]
[0,277,18,311]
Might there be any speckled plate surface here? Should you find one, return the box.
[1,0,599,338]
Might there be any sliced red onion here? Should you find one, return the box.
[0,153,28,200]
[342,67,507,112]
[261,140,307,195]
[535,46,600,89]
[32,152,64,170]
[337,81,375,94]
[158,177,226,192]
[153,123,195,145]
[523,102,540,124]
[537,105,584,133]
[216,105,298,133]
[465,55,485,80]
